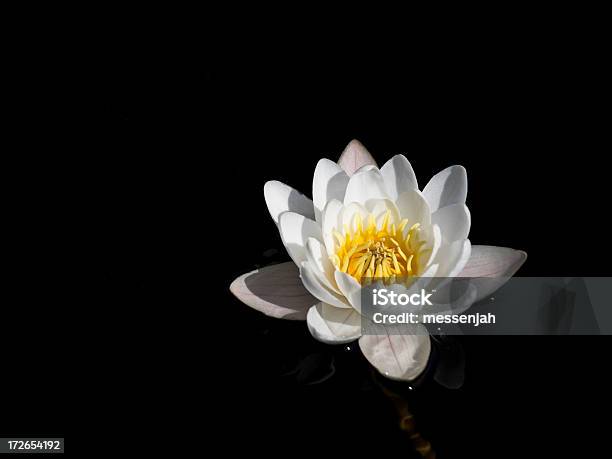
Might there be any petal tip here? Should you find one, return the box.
[337,139,377,176]
[516,249,528,270]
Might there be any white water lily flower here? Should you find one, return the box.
[230,140,526,381]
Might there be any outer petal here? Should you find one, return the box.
[229,262,315,320]
[264,180,314,224]
[395,189,431,227]
[337,139,377,176]
[458,245,527,303]
[312,159,349,223]
[278,212,322,266]
[380,154,418,200]
[300,261,352,309]
[431,203,471,242]
[343,168,389,206]
[459,245,527,277]
[307,302,362,344]
[422,165,467,212]
[359,324,431,381]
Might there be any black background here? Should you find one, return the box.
[94,44,611,457]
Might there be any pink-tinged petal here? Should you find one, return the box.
[229,262,315,320]
[459,245,527,277]
[359,324,431,381]
[458,245,527,303]
[337,139,377,176]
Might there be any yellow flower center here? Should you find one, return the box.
[331,211,428,284]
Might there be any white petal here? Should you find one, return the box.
[359,323,431,381]
[307,302,362,344]
[447,240,471,277]
[305,237,340,293]
[431,204,471,242]
[459,245,527,277]
[322,199,343,256]
[365,199,401,228]
[435,239,472,278]
[278,212,322,266]
[380,154,418,200]
[312,159,349,223]
[264,180,314,224]
[341,202,370,231]
[334,270,363,312]
[337,139,377,176]
[299,261,351,309]
[343,168,389,206]
[424,224,442,268]
[395,189,431,226]
[354,164,378,173]
[229,262,315,320]
[458,245,527,303]
[419,262,440,278]
[422,165,467,212]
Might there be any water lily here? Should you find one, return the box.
[230,140,526,381]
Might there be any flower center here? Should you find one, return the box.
[332,211,428,284]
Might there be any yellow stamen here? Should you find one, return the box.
[407,254,414,275]
[333,210,426,284]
